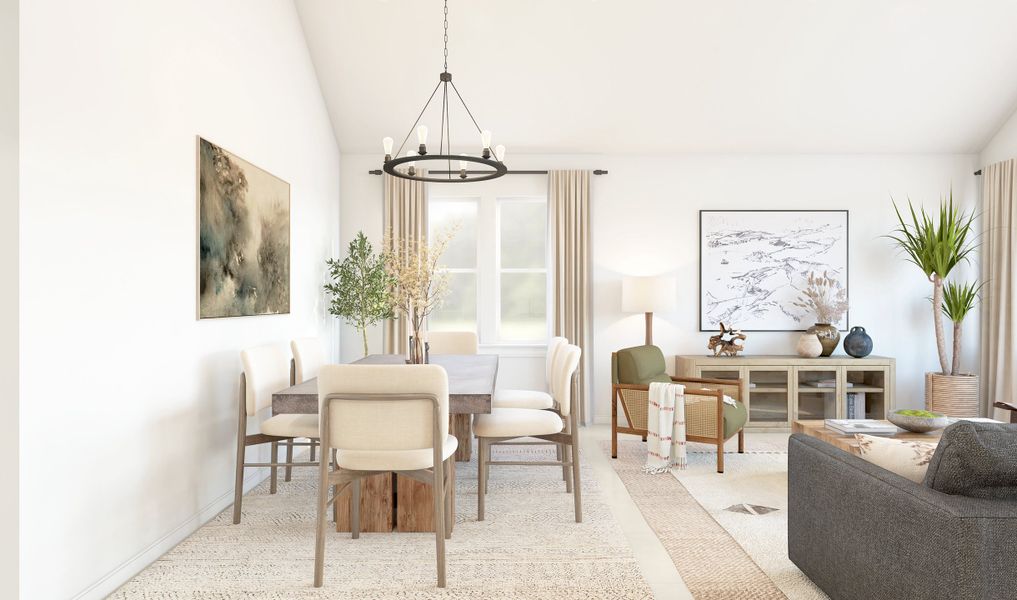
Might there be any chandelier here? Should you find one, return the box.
[381,0,507,183]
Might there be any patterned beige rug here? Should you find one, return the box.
[113,445,652,599]
[605,440,789,600]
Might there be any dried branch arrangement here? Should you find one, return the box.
[792,271,849,325]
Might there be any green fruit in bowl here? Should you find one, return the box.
[895,409,944,418]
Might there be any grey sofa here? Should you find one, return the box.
[788,431,1017,600]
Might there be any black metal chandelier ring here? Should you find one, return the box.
[383,154,508,183]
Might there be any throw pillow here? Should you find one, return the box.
[855,434,938,483]
[923,421,1017,500]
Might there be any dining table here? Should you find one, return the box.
[271,353,499,533]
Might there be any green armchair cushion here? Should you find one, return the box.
[613,344,747,439]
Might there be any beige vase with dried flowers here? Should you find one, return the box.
[382,225,458,364]
[792,271,849,357]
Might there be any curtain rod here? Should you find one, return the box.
[975,169,982,175]
[368,169,608,176]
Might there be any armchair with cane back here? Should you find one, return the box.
[611,345,748,472]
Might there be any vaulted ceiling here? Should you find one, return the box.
[296,0,1017,155]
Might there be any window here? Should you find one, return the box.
[428,185,549,345]
[497,200,547,341]
[427,198,478,333]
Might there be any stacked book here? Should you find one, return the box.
[824,419,897,435]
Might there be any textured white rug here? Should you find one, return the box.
[676,439,828,600]
[113,445,652,599]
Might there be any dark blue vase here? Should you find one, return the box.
[843,326,873,358]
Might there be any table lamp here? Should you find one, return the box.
[622,275,677,345]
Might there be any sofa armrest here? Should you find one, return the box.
[789,434,1017,600]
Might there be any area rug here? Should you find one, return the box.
[112,445,652,599]
[670,444,827,600]
[605,438,828,600]
[604,439,787,600]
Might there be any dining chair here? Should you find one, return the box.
[426,330,479,355]
[233,343,320,524]
[474,344,583,523]
[313,364,458,588]
[492,336,567,410]
[285,337,326,480]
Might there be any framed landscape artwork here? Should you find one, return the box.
[197,137,290,319]
[699,210,848,331]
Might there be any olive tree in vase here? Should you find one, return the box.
[324,231,394,357]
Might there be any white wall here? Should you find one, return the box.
[341,153,980,423]
[19,1,340,598]
[980,103,1017,167]
[0,0,17,596]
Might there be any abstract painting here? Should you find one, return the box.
[700,210,848,331]
[198,137,290,318]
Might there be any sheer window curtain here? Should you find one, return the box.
[980,158,1017,419]
[383,173,427,355]
[549,170,592,424]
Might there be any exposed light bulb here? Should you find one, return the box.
[405,150,417,176]
[382,136,393,157]
[417,125,429,144]
[494,144,506,162]
[481,130,492,149]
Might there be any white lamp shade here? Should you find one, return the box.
[622,276,677,313]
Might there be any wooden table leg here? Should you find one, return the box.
[335,473,393,533]
[451,414,473,462]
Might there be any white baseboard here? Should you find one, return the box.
[71,467,270,600]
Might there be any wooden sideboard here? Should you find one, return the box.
[675,355,895,432]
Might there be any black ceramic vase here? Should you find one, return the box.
[843,326,873,358]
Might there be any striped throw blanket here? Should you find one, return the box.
[643,382,687,473]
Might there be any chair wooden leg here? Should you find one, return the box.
[564,443,574,493]
[477,438,488,521]
[484,440,491,495]
[611,405,618,459]
[270,442,279,494]
[433,459,447,587]
[232,435,246,525]
[716,440,725,473]
[313,445,330,587]
[738,429,745,453]
[331,449,339,525]
[571,433,582,523]
[557,444,567,485]
[285,440,294,482]
[351,479,361,539]
[310,438,317,462]
[444,458,454,539]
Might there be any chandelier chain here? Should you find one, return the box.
[443,0,449,72]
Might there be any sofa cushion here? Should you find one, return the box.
[614,345,669,384]
[855,433,938,483]
[923,421,1017,500]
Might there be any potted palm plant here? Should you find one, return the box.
[888,192,980,416]
[324,232,394,357]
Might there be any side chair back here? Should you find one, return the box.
[427,330,479,355]
[241,343,292,416]
[291,337,325,384]
[317,364,449,456]
[545,336,567,387]
[554,344,582,417]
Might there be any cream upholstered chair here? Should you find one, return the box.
[313,364,457,588]
[233,343,320,524]
[492,336,567,410]
[474,344,583,522]
[285,337,326,480]
[427,330,479,355]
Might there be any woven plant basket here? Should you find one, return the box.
[925,372,979,417]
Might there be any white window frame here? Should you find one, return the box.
[427,196,480,335]
[427,192,550,349]
[494,197,550,344]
